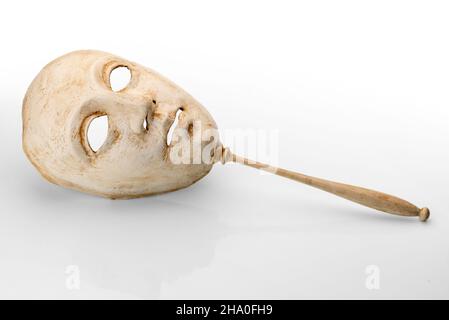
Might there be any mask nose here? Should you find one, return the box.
[107,94,153,134]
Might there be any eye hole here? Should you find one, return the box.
[167,109,183,146]
[87,115,109,152]
[109,66,131,92]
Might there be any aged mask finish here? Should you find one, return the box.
[23,50,429,221]
[23,50,220,198]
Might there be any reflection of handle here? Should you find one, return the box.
[226,150,429,221]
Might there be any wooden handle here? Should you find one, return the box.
[225,150,429,221]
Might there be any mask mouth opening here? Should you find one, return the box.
[166,108,183,146]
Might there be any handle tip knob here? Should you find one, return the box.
[419,207,430,222]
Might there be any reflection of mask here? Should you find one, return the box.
[23,50,220,198]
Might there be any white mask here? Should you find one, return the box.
[23,50,221,198]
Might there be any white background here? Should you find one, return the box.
[0,0,448,299]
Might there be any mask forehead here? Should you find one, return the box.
[23,50,220,198]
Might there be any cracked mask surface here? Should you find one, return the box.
[23,50,219,198]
